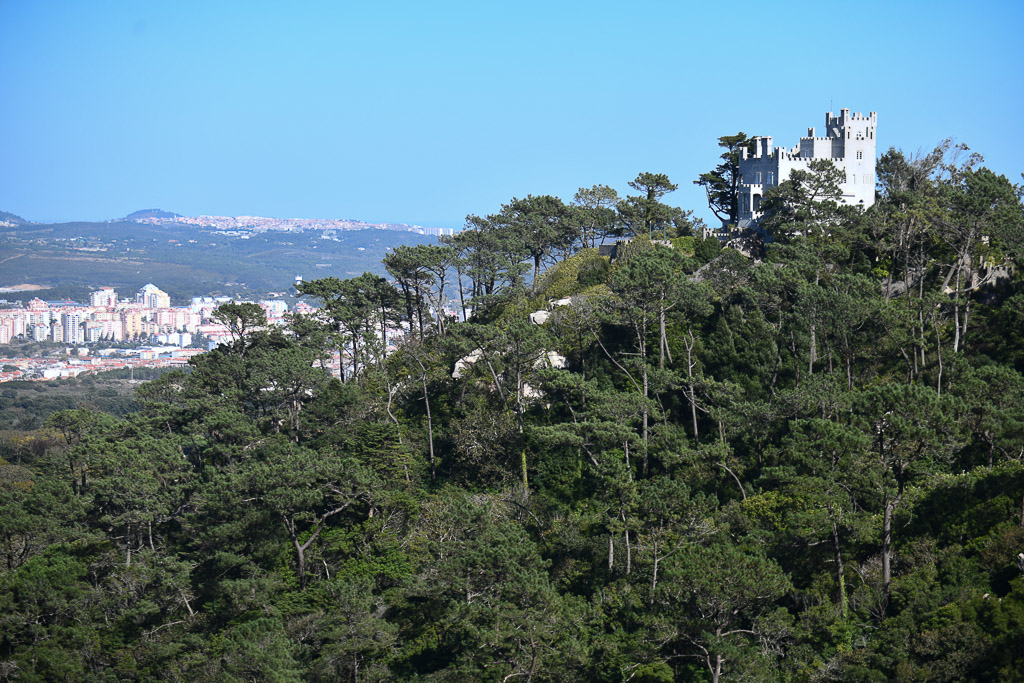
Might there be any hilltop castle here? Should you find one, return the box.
[736,109,877,227]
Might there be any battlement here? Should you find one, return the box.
[776,151,843,162]
[741,146,845,163]
[734,108,877,226]
[825,108,877,128]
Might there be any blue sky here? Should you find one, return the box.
[1,0,1021,228]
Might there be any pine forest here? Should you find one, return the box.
[2,141,1024,682]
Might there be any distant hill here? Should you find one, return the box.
[123,209,183,221]
[0,210,27,225]
[0,219,440,303]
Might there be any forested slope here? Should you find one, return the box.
[2,155,1024,681]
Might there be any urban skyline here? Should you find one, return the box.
[0,283,300,382]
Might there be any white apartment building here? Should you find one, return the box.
[136,283,171,309]
[61,312,84,344]
[89,286,118,308]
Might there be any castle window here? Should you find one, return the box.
[753,194,762,212]
[755,172,762,184]
[856,150,863,160]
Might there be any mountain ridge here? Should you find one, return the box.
[0,210,27,225]
[122,209,183,221]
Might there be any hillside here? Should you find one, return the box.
[1,158,1022,680]
[0,220,440,302]
[122,208,183,221]
[0,210,26,225]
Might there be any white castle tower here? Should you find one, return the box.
[736,109,877,226]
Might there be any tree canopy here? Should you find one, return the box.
[2,153,1024,681]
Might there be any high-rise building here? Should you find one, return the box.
[27,298,49,312]
[121,311,144,338]
[61,312,84,344]
[89,286,118,308]
[136,283,171,309]
[84,322,104,342]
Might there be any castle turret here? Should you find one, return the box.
[735,109,877,227]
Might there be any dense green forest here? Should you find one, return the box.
[0,369,176,431]
[2,144,1024,681]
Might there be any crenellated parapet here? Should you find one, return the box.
[735,108,877,226]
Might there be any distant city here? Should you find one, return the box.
[125,209,455,237]
[0,284,332,382]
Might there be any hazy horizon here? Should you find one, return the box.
[2,1,1021,228]
[3,206,454,229]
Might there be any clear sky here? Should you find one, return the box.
[1,0,1021,229]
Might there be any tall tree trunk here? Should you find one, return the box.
[413,355,436,480]
[516,363,529,488]
[685,330,700,447]
[658,293,671,369]
[809,321,816,376]
[790,330,800,388]
[295,539,306,587]
[832,518,848,620]
[649,523,663,606]
[918,257,927,371]
[401,285,415,340]
[622,508,632,575]
[953,264,963,353]
[711,637,724,683]
[415,289,426,340]
[639,320,649,476]
[961,266,973,354]
[456,267,468,322]
[642,359,649,476]
[881,489,903,615]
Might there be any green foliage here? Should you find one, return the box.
[0,375,144,430]
[614,234,655,263]
[533,248,610,300]
[694,132,753,226]
[576,252,611,288]
[3,156,1024,680]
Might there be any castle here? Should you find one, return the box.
[736,109,877,227]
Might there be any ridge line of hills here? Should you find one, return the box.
[0,208,444,302]
[2,208,453,236]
